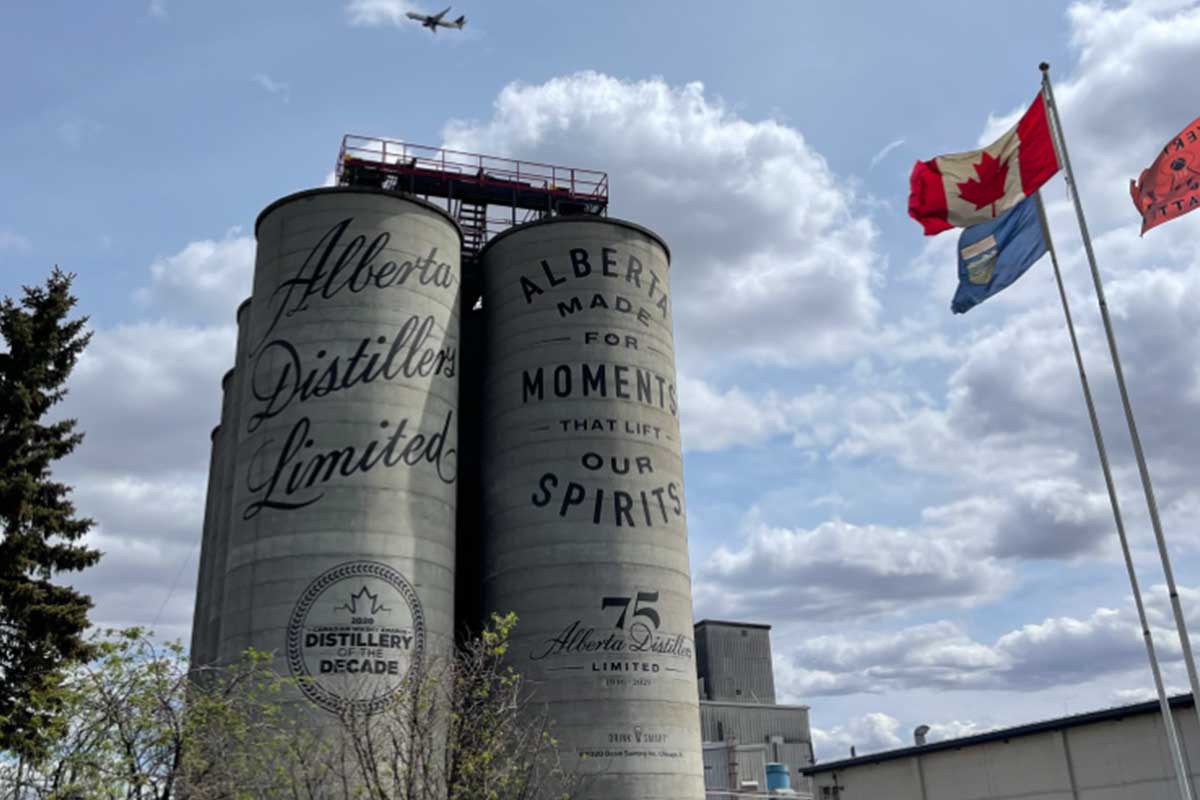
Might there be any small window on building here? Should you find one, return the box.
[741,629,748,637]
[736,689,742,696]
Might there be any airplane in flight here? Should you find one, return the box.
[406,6,466,33]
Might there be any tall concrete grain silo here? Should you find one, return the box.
[206,301,252,662]
[189,421,223,668]
[479,216,705,800]
[215,188,461,716]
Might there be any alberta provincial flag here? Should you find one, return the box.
[910,95,1060,236]
[952,194,1048,314]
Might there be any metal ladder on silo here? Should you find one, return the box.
[456,201,487,260]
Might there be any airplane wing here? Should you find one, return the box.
[431,6,450,22]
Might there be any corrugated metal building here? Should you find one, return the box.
[695,620,814,793]
[697,619,777,703]
[802,693,1200,799]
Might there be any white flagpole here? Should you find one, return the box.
[1040,62,1200,737]
[1035,190,1193,800]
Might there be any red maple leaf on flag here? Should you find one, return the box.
[956,151,1010,218]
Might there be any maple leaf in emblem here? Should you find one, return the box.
[956,151,1010,218]
[340,586,389,615]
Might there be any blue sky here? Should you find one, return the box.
[8,0,1200,759]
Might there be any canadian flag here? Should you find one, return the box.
[909,95,1060,236]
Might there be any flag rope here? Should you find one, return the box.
[1040,61,1200,771]
[1034,188,1193,800]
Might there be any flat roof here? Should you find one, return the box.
[701,700,810,712]
[694,619,772,631]
[802,693,1195,775]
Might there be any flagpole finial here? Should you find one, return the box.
[1039,62,1050,73]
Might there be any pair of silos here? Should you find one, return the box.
[188,187,704,798]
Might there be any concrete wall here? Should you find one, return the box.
[696,622,776,703]
[808,701,1200,800]
[215,188,461,716]
[479,216,704,799]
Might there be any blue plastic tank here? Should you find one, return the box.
[766,762,791,791]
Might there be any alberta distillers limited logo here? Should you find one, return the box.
[287,560,426,713]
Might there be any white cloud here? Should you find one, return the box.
[0,230,32,252]
[442,72,884,370]
[924,719,992,743]
[147,0,167,19]
[252,73,290,102]
[775,603,1174,700]
[346,0,421,27]
[135,228,254,323]
[696,512,1010,622]
[64,320,233,475]
[66,475,207,640]
[678,375,838,452]
[812,713,904,760]
[53,232,244,641]
[869,138,905,170]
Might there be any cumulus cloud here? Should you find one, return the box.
[678,375,837,452]
[56,314,232,638]
[49,225,247,639]
[789,0,1200,588]
[811,713,904,760]
[441,72,884,370]
[63,320,233,475]
[135,228,253,324]
[345,0,421,27]
[774,602,1178,700]
[695,513,1010,622]
[67,479,205,644]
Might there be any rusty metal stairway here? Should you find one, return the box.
[456,201,487,261]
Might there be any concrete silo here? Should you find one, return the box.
[479,216,705,799]
[189,421,223,669]
[215,188,461,715]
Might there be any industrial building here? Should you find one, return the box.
[695,620,815,794]
[803,693,1200,799]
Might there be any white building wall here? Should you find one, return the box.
[809,702,1200,800]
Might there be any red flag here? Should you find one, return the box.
[1130,117,1200,235]
[909,95,1060,236]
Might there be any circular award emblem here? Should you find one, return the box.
[286,560,426,714]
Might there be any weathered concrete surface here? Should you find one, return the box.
[188,421,223,668]
[215,188,461,715]
[480,217,704,800]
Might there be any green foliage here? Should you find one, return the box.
[0,628,328,800]
[0,268,100,761]
[442,613,577,800]
[0,617,578,799]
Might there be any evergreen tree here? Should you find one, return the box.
[0,267,100,761]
